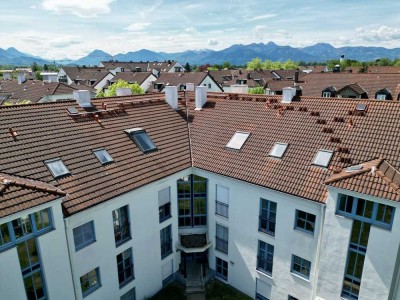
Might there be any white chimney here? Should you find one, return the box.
[165,86,178,110]
[17,73,26,84]
[116,88,132,96]
[186,83,194,91]
[265,88,271,95]
[73,90,92,108]
[282,87,296,103]
[195,86,207,110]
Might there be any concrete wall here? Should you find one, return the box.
[65,169,191,300]
[316,187,400,300]
[193,168,323,300]
[0,199,75,300]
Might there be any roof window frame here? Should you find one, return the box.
[312,149,334,168]
[269,142,289,158]
[44,158,70,179]
[225,131,251,151]
[125,128,158,153]
[93,148,114,165]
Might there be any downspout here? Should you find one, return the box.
[184,90,194,167]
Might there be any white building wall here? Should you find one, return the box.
[200,76,223,92]
[65,169,191,300]
[57,68,72,85]
[140,74,157,92]
[316,187,400,300]
[0,199,75,300]
[94,73,114,90]
[193,168,323,300]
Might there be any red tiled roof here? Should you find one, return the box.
[0,173,66,217]
[0,94,191,217]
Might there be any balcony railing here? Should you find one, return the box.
[216,201,229,218]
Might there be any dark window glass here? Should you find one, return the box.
[0,223,11,246]
[117,248,134,287]
[257,240,274,275]
[216,257,228,280]
[259,199,277,236]
[291,255,311,279]
[80,268,101,297]
[113,206,131,246]
[295,210,316,234]
[160,225,172,259]
[73,221,95,251]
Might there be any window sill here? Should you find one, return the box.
[75,240,96,252]
[256,269,273,280]
[159,215,172,224]
[161,251,173,260]
[119,277,135,289]
[290,272,310,283]
[82,284,101,298]
[215,248,229,256]
[215,213,229,219]
[258,229,275,238]
[116,237,132,248]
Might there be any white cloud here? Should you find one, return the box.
[254,25,267,40]
[251,14,277,21]
[125,22,151,32]
[356,26,400,42]
[41,0,114,18]
[208,38,219,46]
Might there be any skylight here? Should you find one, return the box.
[269,142,288,158]
[355,103,367,111]
[226,131,250,150]
[125,128,157,153]
[45,158,70,178]
[312,150,334,167]
[93,148,113,165]
[345,165,363,173]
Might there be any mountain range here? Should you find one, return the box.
[2,42,400,67]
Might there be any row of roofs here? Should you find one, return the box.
[1,89,400,219]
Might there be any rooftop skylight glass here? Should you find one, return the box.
[355,103,367,111]
[269,142,288,158]
[93,149,113,165]
[45,158,70,178]
[312,150,334,167]
[226,131,250,150]
[125,128,157,153]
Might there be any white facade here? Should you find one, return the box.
[2,166,400,300]
[41,72,58,83]
[199,75,223,92]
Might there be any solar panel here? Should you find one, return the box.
[355,103,367,111]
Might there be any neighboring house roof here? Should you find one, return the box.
[61,67,112,87]
[344,66,400,74]
[108,72,154,87]
[300,73,400,98]
[0,173,66,217]
[100,61,132,71]
[210,70,274,87]
[337,83,367,96]
[272,69,305,80]
[148,61,180,72]
[69,83,96,93]
[2,92,400,217]
[149,73,223,92]
[266,80,295,92]
[0,79,77,103]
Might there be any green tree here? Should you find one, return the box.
[282,59,299,69]
[221,61,231,69]
[43,64,49,71]
[31,62,38,72]
[207,66,219,71]
[97,79,144,98]
[35,72,43,80]
[184,62,191,72]
[246,58,263,70]
[249,87,265,94]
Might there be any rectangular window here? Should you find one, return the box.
[159,187,171,223]
[295,210,316,234]
[257,240,274,276]
[0,223,11,247]
[216,185,229,218]
[216,224,229,254]
[45,158,70,178]
[322,92,331,97]
[121,287,136,300]
[113,206,131,246]
[291,255,311,279]
[73,221,96,251]
[125,128,157,153]
[12,215,33,239]
[33,208,52,232]
[117,248,134,287]
[337,194,395,228]
[259,199,277,236]
[312,150,333,167]
[93,148,113,165]
[160,225,172,259]
[80,268,101,297]
[177,175,207,227]
[216,257,228,280]
[226,131,250,150]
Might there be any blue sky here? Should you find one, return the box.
[1,0,400,59]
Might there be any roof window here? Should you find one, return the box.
[312,150,334,167]
[226,131,250,150]
[355,103,367,111]
[269,142,288,158]
[345,165,363,173]
[125,128,157,153]
[45,159,70,178]
[93,148,113,165]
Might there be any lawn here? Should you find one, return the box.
[147,283,186,300]
[206,280,253,300]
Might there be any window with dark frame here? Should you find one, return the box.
[216,224,229,254]
[45,158,70,178]
[80,268,101,297]
[291,255,311,279]
[216,257,228,280]
[257,240,274,276]
[112,206,131,246]
[295,210,316,234]
[259,199,277,236]
[159,187,171,223]
[117,248,134,287]
[125,128,157,153]
[216,185,229,218]
[160,225,172,259]
[73,221,96,251]
[93,148,113,165]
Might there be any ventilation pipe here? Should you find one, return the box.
[165,86,178,110]
[73,90,92,108]
[195,86,207,110]
[116,88,132,96]
[282,87,296,103]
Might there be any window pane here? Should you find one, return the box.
[384,206,393,224]
[24,276,35,300]
[27,238,39,266]
[0,223,10,245]
[17,242,29,270]
[33,272,44,298]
